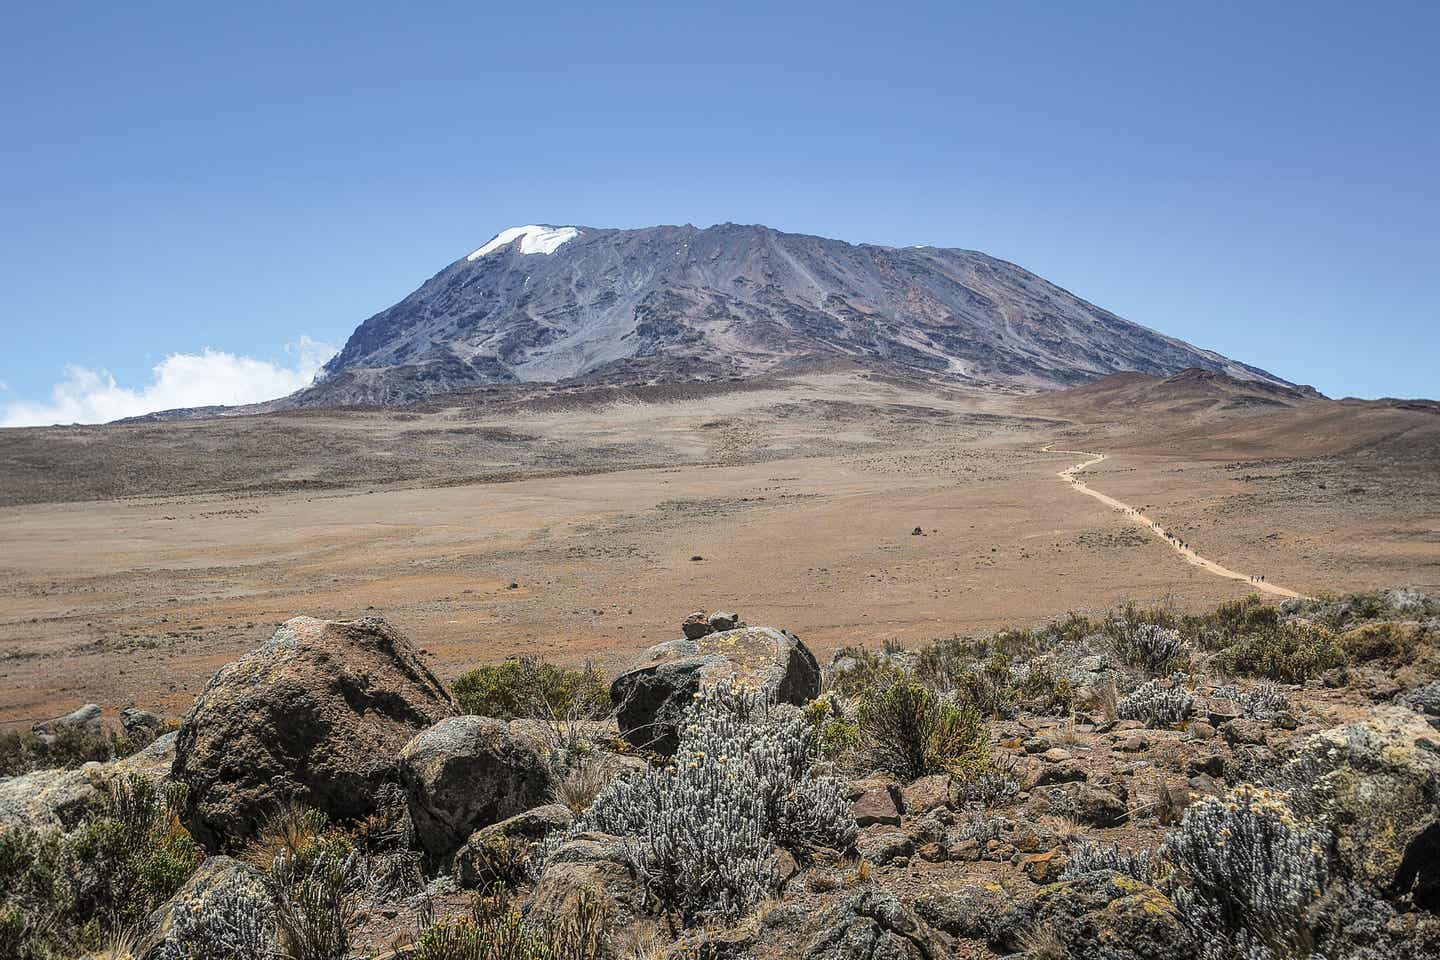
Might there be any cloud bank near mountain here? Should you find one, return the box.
[2,337,335,427]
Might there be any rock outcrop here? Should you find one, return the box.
[171,616,455,851]
[1281,708,1440,901]
[804,891,947,960]
[611,624,820,754]
[994,870,1192,959]
[397,716,553,862]
[0,731,177,831]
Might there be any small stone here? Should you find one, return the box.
[858,829,915,866]
[681,611,714,639]
[1220,719,1268,746]
[1022,847,1068,884]
[900,774,951,817]
[949,838,982,861]
[1186,753,1225,777]
[1041,747,1074,763]
[1186,721,1217,740]
[33,704,103,736]
[1034,761,1088,786]
[708,611,742,631]
[917,842,947,863]
[851,784,902,827]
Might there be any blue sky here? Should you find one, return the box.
[2,1,1436,423]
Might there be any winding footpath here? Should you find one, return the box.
[1043,444,1309,600]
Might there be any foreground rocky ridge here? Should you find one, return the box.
[2,590,1439,959]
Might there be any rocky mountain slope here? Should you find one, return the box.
[289,223,1291,408]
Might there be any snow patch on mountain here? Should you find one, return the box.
[466,225,579,260]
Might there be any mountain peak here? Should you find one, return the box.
[306,222,1290,408]
[466,224,580,260]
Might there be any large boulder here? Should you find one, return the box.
[398,716,553,862]
[171,616,455,851]
[0,731,177,832]
[611,626,820,753]
[1280,708,1440,900]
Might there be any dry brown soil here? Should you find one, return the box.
[2,370,1437,726]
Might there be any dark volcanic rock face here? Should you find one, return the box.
[296,223,1287,407]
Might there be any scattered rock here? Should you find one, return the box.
[33,703,103,735]
[120,707,167,738]
[1022,847,1068,884]
[531,832,643,926]
[398,716,553,862]
[900,774,951,818]
[611,626,820,754]
[171,616,456,851]
[994,870,1192,959]
[858,830,914,866]
[454,803,572,887]
[1220,718,1268,746]
[1030,781,1128,827]
[850,781,903,827]
[708,611,743,631]
[682,611,714,639]
[913,882,1008,940]
[805,890,948,960]
[1033,760,1088,786]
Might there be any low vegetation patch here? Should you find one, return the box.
[452,656,609,722]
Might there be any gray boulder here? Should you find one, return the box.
[611,625,820,754]
[913,884,1009,942]
[993,870,1191,959]
[453,803,573,887]
[171,616,456,851]
[33,703,103,735]
[398,715,553,862]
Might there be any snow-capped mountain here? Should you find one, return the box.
[296,222,1289,406]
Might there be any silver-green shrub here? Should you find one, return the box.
[552,682,855,925]
[1062,838,1158,883]
[1213,681,1291,721]
[154,876,276,960]
[1119,676,1196,727]
[1162,785,1331,960]
[1112,622,1187,673]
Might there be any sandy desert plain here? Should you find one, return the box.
[2,365,1438,727]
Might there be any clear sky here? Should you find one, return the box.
[2,1,1436,424]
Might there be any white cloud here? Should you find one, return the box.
[1,337,336,428]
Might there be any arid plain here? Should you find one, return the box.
[2,367,1438,726]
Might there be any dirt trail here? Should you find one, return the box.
[1045,444,1309,600]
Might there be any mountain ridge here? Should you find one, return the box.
[292,222,1291,409]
